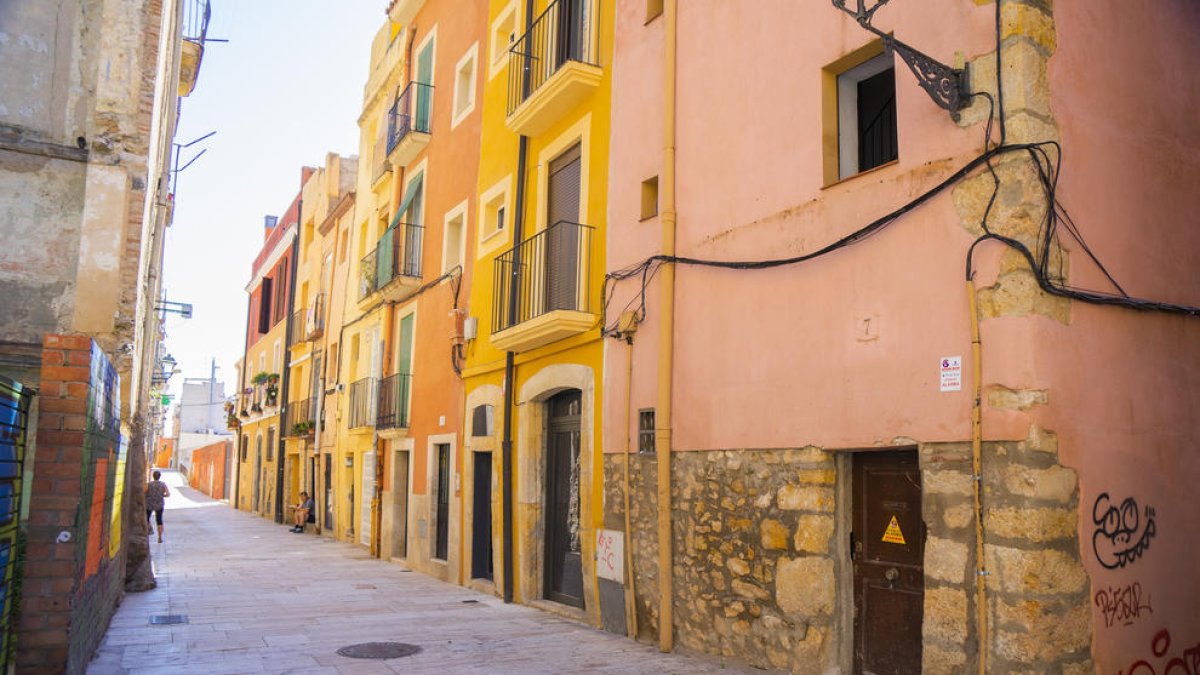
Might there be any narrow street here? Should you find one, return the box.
[87,472,754,674]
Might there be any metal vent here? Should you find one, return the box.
[149,614,188,625]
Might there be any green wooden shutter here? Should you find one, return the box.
[416,42,433,132]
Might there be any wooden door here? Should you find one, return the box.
[472,452,494,580]
[546,144,581,312]
[853,449,925,674]
[392,450,409,559]
[545,390,583,607]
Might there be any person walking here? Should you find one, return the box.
[145,470,170,543]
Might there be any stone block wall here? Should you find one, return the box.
[605,447,839,672]
[604,438,1091,674]
[18,335,125,675]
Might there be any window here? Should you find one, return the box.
[836,52,897,179]
[339,228,349,264]
[478,175,512,256]
[451,44,479,129]
[267,427,275,462]
[638,408,655,453]
[241,435,248,461]
[258,278,273,333]
[273,340,281,373]
[443,201,467,273]
[489,1,518,79]
[640,176,659,220]
[273,257,289,325]
[472,405,494,437]
[645,0,663,23]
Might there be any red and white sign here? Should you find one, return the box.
[940,356,962,392]
[595,529,624,583]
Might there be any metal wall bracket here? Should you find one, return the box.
[832,0,970,118]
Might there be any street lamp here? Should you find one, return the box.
[156,300,193,319]
[152,354,179,385]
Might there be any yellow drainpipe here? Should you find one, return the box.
[656,0,678,654]
[967,279,987,674]
[621,336,639,638]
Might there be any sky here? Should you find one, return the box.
[161,1,383,410]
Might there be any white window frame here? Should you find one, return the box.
[442,199,469,274]
[477,174,513,258]
[451,43,480,130]
[488,0,519,80]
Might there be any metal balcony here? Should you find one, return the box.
[348,377,378,430]
[377,373,412,431]
[387,81,433,167]
[360,222,423,303]
[491,220,595,352]
[506,0,602,135]
[282,398,315,438]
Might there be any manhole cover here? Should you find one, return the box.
[336,642,422,660]
[149,614,188,625]
[461,599,479,604]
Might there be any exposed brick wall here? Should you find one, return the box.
[17,335,125,675]
[188,440,230,500]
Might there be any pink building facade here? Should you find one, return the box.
[602,1,1200,672]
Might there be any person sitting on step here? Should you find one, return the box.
[289,492,314,533]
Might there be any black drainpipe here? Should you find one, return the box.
[501,0,536,606]
[275,203,301,523]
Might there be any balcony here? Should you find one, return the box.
[287,294,326,349]
[506,0,602,136]
[348,377,378,430]
[359,222,423,303]
[387,0,426,26]
[491,220,595,352]
[283,398,316,438]
[387,81,433,168]
[377,373,412,432]
[178,0,211,96]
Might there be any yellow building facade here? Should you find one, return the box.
[282,154,357,530]
[461,0,613,624]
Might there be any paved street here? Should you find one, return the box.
[88,472,755,674]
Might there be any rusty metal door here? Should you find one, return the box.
[852,449,924,674]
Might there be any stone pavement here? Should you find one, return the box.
[88,472,759,674]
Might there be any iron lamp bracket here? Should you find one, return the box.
[832,0,970,118]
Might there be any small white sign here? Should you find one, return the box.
[595,529,624,583]
[940,356,962,392]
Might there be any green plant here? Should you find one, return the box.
[291,420,314,436]
[252,372,270,385]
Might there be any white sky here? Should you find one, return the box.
[161,1,383,409]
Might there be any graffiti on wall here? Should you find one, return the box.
[1092,492,1156,570]
[1118,630,1200,675]
[1094,582,1153,629]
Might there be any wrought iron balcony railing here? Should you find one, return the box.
[387,81,434,154]
[360,222,424,300]
[305,293,326,340]
[348,377,378,429]
[359,248,378,300]
[377,373,412,430]
[492,220,594,333]
[283,398,315,437]
[507,0,600,116]
[287,308,307,347]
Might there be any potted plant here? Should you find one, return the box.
[265,383,279,407]
[291,420,314,436]
[252,372,270,386]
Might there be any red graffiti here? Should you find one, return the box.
[1119,630,1200,675]
[1095,582,1153,628]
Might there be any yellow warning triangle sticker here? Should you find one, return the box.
[881,515,906,544]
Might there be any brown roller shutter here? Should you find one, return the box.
[546,143,581,312]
